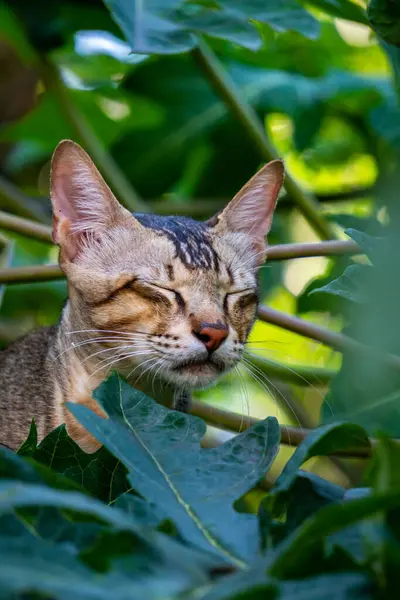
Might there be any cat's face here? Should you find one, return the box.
[51,141,284,391]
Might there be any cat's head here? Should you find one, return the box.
[50,140,284,391]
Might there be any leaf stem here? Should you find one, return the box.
[39,55,147,213]
[191,39,336,241]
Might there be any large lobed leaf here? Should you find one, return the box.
[68,373,280,566]
[102,0,319,57]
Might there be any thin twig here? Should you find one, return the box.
[150,186,375,218]
[249,354,335,385]
[0,211,360,258]
[258,305,400,371]
[0,243,361,285]
[0,187,373,229]
[0,265,64,284]
[39,55,147,213]
[191,39,336,241]
[190,401,376,458]
[265,240,359,261]
[0,176,50,224]
[0,211,53,244]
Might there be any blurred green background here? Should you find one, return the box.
[0,0,399,487]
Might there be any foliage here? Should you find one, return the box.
[310,228,400,435]
[1,0,400,597]
[367,0,400,47]
[0,372,396,599]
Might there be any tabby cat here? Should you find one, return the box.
[0,141,284,452]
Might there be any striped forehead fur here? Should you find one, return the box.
[134,214,220,271]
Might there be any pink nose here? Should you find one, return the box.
[193,322,228,352]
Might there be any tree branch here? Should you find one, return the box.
[247,354,335,385]
[265,240,359,260]
[191,39,336,241]
[258,305,400,371]
[0,265,64,284]
[190,401,375,458]
[39,56,147,213]
[150,186,375,218]
[0,211,53,244]
[0,176,50,224]
[0,211,360,258]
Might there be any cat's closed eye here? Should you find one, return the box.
[142,282,186,310]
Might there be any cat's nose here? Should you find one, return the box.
[192,321,228,352]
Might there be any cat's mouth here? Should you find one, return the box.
[172,356,226,376]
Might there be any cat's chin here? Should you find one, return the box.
[167,357,231,389]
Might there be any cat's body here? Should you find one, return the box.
[0,326,56,449]
[0,141,284,452]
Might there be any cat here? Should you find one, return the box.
[0,140,284,452]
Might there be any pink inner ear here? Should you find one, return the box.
[52,172,81,224]
[224,160,284,244]
[50,142,118,260]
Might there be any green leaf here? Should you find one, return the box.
[307,0,369,25]
[200,563,369,600]
[309,264,372,304]
[216,0,320,40]
[176,7,263,51]
[17,418,37,457]
[0,480,146,533]
[0,533,204,600]
[261,471,345,548]
[113,494,163,528]
[271,423,370,499]
[297,256,355,316]
[0,445,83,493]
[278,573,371,599]
[269,488,400,578]
[102,0,196,55]
[200,571,278,600]
[32,425,130,503]
[102,0,318,56]
[345,228,380,261]
[370,435,400,492]
[118,55,390,198]
[68,374,280,565]
[368,0,400,47]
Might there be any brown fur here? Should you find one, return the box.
[0,141,284,452]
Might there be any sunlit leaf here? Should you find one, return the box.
[307,0,369,25]
[309,264,372,304]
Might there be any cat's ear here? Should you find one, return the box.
[50,140,131,260]
[208,159,284,261]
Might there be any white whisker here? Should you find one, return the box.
[242,357,304,435]
[66,329,152,337]
[244,351,334,418]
